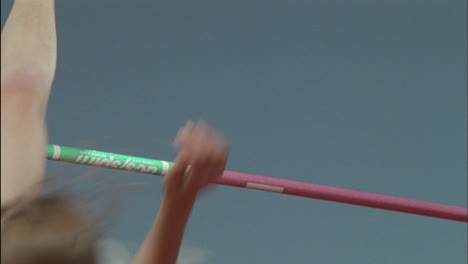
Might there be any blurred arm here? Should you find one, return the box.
[1,0,57,206]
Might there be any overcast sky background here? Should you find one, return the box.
[1,0,467,263]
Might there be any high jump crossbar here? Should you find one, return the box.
[46,144,468,222]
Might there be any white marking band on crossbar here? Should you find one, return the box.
[246,182,284,193]
[161,161,170,175]
[52,145,61,160]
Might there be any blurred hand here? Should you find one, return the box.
[164,121,228,199]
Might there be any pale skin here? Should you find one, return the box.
[1,1,228,264]
[133,121,228,264]
[1,0,57,206]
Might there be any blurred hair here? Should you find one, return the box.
[1,193,98,264]
[1,162,146,264]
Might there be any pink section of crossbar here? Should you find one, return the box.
[217,170,468,222]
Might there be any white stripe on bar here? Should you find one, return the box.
[161,161,170,175]
[52,145,61,160]
[246,182,284,193]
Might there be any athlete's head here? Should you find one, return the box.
[1,194,98,264]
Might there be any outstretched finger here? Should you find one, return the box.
[173,121,195,150]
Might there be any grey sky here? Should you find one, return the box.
[1,0,466,263]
